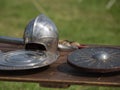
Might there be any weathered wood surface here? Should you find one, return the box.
[0,43,120,87]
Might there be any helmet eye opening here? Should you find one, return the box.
[25,43,46,51]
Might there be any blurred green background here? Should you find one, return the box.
[0,0,120,90]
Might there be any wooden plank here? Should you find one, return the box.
[0,43,120,87]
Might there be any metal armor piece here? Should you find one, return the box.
[0,14,59,70]
[24,14,59,54]
[0,50,58,70]
[68,47,120,73]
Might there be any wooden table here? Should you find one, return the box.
[0,43,120,88]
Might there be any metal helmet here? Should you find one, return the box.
[24,14,59,54]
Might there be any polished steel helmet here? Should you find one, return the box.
[24,14,59,54]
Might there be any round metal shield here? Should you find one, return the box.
[0,50,58,70]
[67,47,120,73]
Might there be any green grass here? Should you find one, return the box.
[0,0,120,90]
[0,82,120,90]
